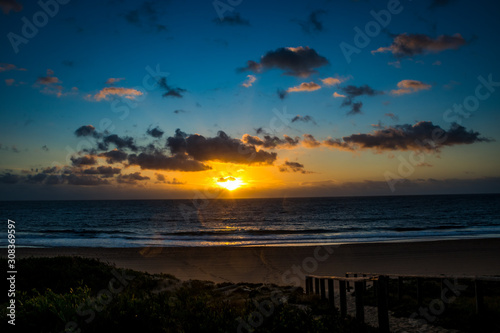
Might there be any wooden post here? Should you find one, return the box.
[346,273,351,292]
[305,276,311,294]
[339,280,347,318]
[309,276,314,294]
[315,277,320,295]
[355,281,365,323]
[398,277,403,302]
[377,276,390,333]
[475,280,485,315]
[328,279,334,306]
[417,278,423,305]
[320,278,326,300]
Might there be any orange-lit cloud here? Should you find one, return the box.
[391,80,431,95]
[93,87,143,101]
[287,82,321,92]
[241,75,256,87]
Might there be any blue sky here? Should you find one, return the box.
[0,0,499,200]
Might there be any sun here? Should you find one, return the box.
[216,176,244,191]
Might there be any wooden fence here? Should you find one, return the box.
[305,272,500,333]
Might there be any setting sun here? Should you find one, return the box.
[216,176,244,191]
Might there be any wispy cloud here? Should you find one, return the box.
[372,33,466,58]
[241,75,256,88]
[287,82,321,92]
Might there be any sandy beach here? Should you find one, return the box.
[17,238,500,285]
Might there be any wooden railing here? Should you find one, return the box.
[305,273,500,333]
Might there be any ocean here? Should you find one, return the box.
[1,194,499,247]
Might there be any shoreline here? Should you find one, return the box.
[13,238,500,285]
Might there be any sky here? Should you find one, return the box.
[0,0,499,200]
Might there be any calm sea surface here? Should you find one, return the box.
[1,194,499,247]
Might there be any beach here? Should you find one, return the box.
[17,238,500,285]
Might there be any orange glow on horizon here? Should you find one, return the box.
[215,176,245,191]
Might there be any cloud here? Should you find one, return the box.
[66,174,110,186]
[302,134,321,148]
[174,109,186,114]
[105,78,125,85]
[99,150,128,164]
[339,85,382,115]
[295,10,326,34]
[277,88,288,100]
[443,80,460,90]
[217,176,236,182]
[117,172,150,184]
[384,113,399,121]
[287,82,321,93]
[41,145,49,152]
[333,92,346,98]
[93,87,143,101]
[36,69,60,85]
[321,76,347,86]
[0,172,20,184]
[432,60,442,66]
[71,155,97,166]
[83,166,121,178]
[128,151,211,171]
[241,134,300,149]
[168,130,278,165]
[279,161,312,174]
[158,77,186,98]
[0,63,26,72]
[241,75,257,88]
[322,138,355,151]
[391,80,431,95]
[291,115,316,125]
[239,46,329,78]
[124,1,167,32]
[98,134,137,151]
[5,79,14,86]
[156,173,184,185]
[0,0,22,14]
[75,125,97,137]
[372,33,466,58]
[146,126,164,138]
[213,12,250,26]
[339,122,492,152]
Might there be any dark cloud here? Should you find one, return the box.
[147,126,164,138]
[124,1,167,32]
[213,12,250,26]
[174,109,186,114]
[291,115,316,125]
[239,46,329,78]
[99,134,137,151]
[117,172,150,184]
[62,60,74,67]
[372,33,466,58]
[0,0,22,14]
[277,88,288,100]
[384,113,399,121]
[167,130,277,165]
[295,10,326,34]
[75,125,96,137]
[339,85,382,115]
[217,176,236,182]
[83,166,121,178]
[99,150,128,164]
[158,77,186,98]
[41,145,49,151]
[340,122,492,151]
[279,161,312,174]
[128,151,211,172]
[155,173,184,185]
[66,174,110,186]
[242,134,300,149]
[71,155,97,166]
[0,172,20,184]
